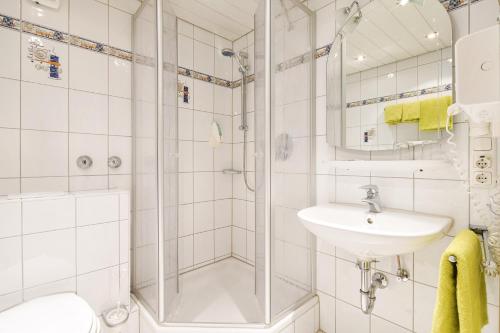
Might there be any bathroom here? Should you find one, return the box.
[0,0,498,332]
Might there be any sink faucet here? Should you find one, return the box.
[360,185,382,213]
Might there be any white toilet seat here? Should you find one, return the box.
[0,293,100,333]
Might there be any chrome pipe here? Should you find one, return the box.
[357,260,388,314]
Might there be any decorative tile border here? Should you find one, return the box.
[0,13,132,61]
[346,84,452,108]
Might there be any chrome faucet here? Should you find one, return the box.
[360,185,382,213]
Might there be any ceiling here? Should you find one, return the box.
[168,0,260,41]
[343,0,452,74]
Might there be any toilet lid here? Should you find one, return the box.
[0,293,98,333]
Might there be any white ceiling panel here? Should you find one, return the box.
[345,0,452,73]
[168,0,259,41]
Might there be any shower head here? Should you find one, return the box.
[221,48,248,74]
[221,48,235,57]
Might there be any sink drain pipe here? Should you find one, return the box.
[358,261,388,314]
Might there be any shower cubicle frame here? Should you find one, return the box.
[132,0,317,327]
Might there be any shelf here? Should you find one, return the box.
[329,159,450,172]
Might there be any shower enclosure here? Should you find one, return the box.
[132,0,316,326]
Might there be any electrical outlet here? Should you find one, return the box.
[474,152,493,169]
[474,172,492,185]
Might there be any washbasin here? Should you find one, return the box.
[298,203,452,259]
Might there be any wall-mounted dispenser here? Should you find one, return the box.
[31,0,61,9]
[453,25,500,137]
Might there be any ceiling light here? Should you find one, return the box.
[387,73,394,78]
[356,55,366,61]
[447,58,453,63]
[425,32,439,40]
[398,0,425,6]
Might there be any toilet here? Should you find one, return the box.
[0,293,100,333]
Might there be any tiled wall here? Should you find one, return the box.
[345,48,452,150]
[0,191,130,318]
[0,0,134,195]
[177,19,235,273]
[312,0,500,332]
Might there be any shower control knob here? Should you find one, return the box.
[76,155,93,169]
[108,156,122,169]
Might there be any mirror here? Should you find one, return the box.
[326,0,453,151]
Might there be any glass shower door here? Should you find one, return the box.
[132,0,179,322]
[255,0,316,323]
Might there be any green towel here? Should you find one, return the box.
[402,101,420,122]
[384,104,403,125]
[419,96,453,131]
[432,230,488,333]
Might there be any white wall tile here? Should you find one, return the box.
[23,228,76,288]
[178,20,193,38]
[0,201,21,238]
[194,80,214,113]
[22,196,75,234]
[0,128,20,178]
[193,41,214,75]
[316,252,335,296]
[77,221,119,274]
[21,82,68,132]
[109,135,132,174]
[0,78,20,128]
[0,292,22,312]
[70,175,108,191]
[76,194,119,226]
[214,199,231,228]
[336,300,369,333]
[0,0,20,18]
[21,0,69,32]
[179,235,193,269]
[0,28,20,80]
[178,34,193,70]
[77,265,120,314]
[335,258,360,306]
[193,26,214,46]
[0,236,22,295]
[414,282,436,333]
[21,130,68,177]
[193,141,214,171]
[70,0,108,43]
[372,273,413,329]
[193,230,214,264]
[193,172,213,202]
[414,179,469,236]
[69,90,108,135]
[109,97,132,136]
[23,277,75,301]
[179,204,193,237]
[214,227,231,258]
[214,86,232,116]
[109,7,132,51]
[294,305,316,333]
[21,177,68,193]
[371,316,411,333]
[69,133,108,176]
[109,57,132,98]
[414,236,452,287]
[232,226,246,258]
[69,46,108,94]
[194,201,214,233]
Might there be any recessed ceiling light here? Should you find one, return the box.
[425,32,439,40]
[447,58,453,63]
[398,0,410,6]
[387,73,394,78]
[356,55,366,61]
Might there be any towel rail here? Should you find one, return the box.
[448,225,489,264]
